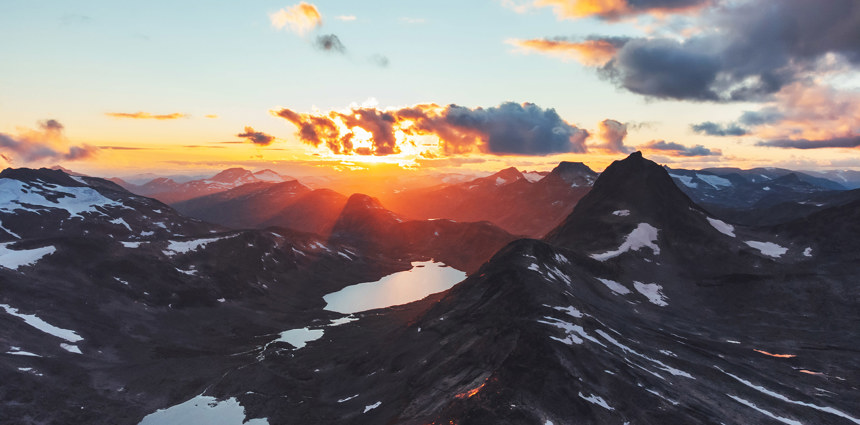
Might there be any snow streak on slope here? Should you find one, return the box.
[591,223,660,261]
[0,243,55,269]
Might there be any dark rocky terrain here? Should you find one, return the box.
[1,155,858,424]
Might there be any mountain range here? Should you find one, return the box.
[1,153,857,424]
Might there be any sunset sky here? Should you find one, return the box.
[1,0,858,177]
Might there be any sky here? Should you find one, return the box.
[1,0,859,177]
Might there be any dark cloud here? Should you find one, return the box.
[0,120,97,164]
[756,136,860,149]
[737,108,784,126]
[314,34,346,54]
[594,119,633,152]
[640,140,721,156]
[691,121,748,136]
[579,0,860,101]
[236,127,276,146]
[273,102,588,157]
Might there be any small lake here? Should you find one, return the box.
[323,261,467,314]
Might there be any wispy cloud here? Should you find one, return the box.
[270,2,322,35]
[335,15,356,21]
[507,36,629,66]
[399,17,426,24]
[690,121,748,137]
[528,0,711,20]
[756,136,860,149]
[105,112,189,120]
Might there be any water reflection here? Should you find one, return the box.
[323,261,467,314]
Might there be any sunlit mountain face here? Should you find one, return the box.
[2,0,860,424]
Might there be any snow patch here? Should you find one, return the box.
[668,173,697,188]
[110,217,132,231]
[6,348,41,357]
[591,223,660,261]
[165,236,232,255]
[803,247,812,257]
[0,243,56,270]
[138,395,269,425]
[597,278,631,295]
[745,241,788,258]
[0,303,83,343]
[697,173,732,189]
[121,241,141,248]
[495,177,507,186]
[338,394,359,403]
[707,217,735,237]
[523,172,543,183]
[60,343,82,354]
[633,282,668,306]
[612,209,630,216]
[363,401,381,413]
[578,392,614,410]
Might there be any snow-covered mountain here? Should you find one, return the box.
[1,156,858,425]
[114,168,294,204]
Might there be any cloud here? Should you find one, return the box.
[273,102,589,157]
[700,82,860,148]
[691,121,748,136]
[369,54,390,67]
[399,17,426,24]
[237,127,276,146]
[105,112,189,120]
[335,15,356,21]
[593,119,633,153]
[270,2,322,35]
[507,36,629,66]
[756,136,860,150]
[532,0,860,102]
[530,0,711,20]
[313,34,346,54]
[205,114,219,119]
[0,120,98,164]
[639,140,721,156]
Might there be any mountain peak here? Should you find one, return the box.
[210,168,255,183]
[487,167,524,184]
[545,152,701,250]
[548,161,598,186]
